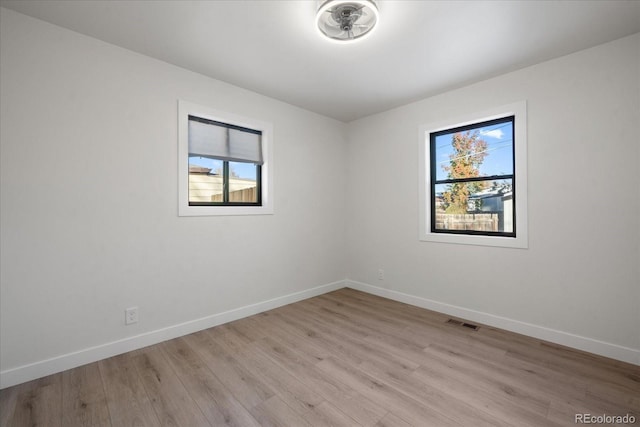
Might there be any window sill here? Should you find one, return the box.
[178,204,274,217]
[419,231,527,249]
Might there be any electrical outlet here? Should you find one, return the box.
[125,307,138,325]
[378,269,384,280]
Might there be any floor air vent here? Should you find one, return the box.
[446,318,479,331]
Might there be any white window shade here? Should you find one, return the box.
[188,117,263,165]
[228,128,262,164]
[188,119,227,159]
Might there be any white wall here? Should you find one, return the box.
[346,33,640,361]
[0,8,347,387]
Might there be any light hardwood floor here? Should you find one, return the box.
[1,288,638,426]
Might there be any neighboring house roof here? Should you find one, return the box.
[189,165,214,174]
[469,187,512,200]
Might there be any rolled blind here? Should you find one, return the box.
[188,116,263,165]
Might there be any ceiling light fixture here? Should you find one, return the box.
[316,0,379,43]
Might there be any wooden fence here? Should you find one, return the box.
[435,213,499,232]
[211,186,257,203]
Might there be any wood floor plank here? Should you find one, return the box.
[304,295,440,367]
[485,330,639,388]
[319,291,498,363]
[374,412,412,427]
[183,329,276,409]
[487,344,592,397]
[412,361,558,427]
[315,356,463,427]
[585,382,640,413]
[132,344,212,427]
[221,314,272,342]
[0,384,19,427]
[249,395,312,427]
[295,297,433,367]
[218,334,327,419]
[7,374,63,427]
[421,343,553,415]
[61,362,111,427]
[427,337,637,418]
[276,306,423,412]
[252,336,386,426]
[319,293,412,331]
[299,299,371,339]
[277,304,420,372]
[290,400,362,427]
[213,326,363,426]
[205,326,253,353]
[248,313,331,366]
[161,337,261,427]
[98,353,161,427]
[403,322,508,360]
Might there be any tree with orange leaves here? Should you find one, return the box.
[441,130,488,214]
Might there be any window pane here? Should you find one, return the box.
[434,179,513,233]
[188,157,223,203]
[228,161,258,203]
[434,120,513,181]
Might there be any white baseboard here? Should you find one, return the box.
[3,278,637,389]
[346,279,640,366]
[0,280,346,389]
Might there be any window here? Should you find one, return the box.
[188,116,262,206]
[419,102,527,248]
[178,101,273,216]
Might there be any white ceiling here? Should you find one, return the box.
[2,0,639,122]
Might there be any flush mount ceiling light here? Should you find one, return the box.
[316,0,379,43]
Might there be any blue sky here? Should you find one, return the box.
[190,120,513,183]
[188,156,257,180]
[434,121,513,181]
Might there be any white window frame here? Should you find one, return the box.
[178,100,274,216]
[419,101,528,248]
